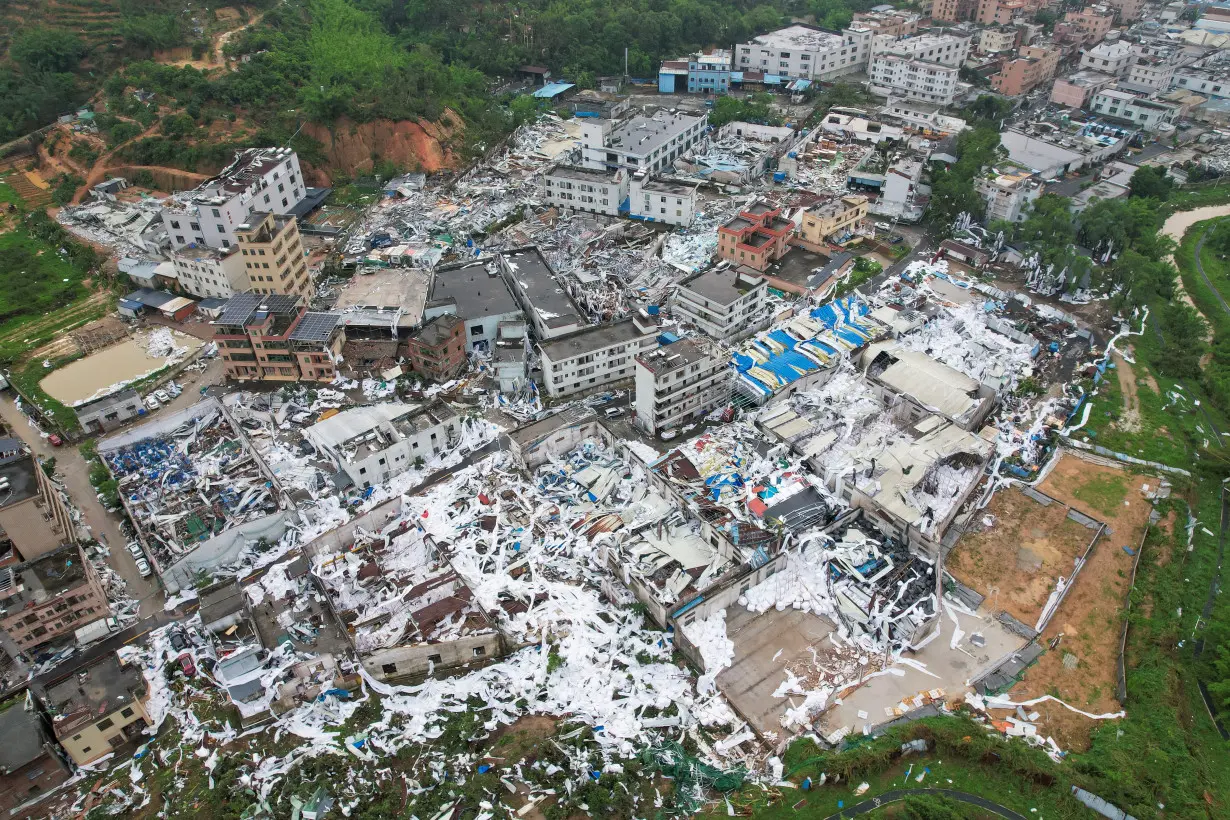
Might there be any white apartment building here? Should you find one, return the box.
[1080,40,1133,76]
[979,28,1017,54]
[162,148,306,252]
[543,166,627,218]
[538,314,659,398]
[1173,69,1230,100]
[673,267,769,342]
[629,173,697,226]
[874,156,926,221]
[869,53,961,104]
[976,171,1042,223]
[579,112,707,175]
[1119,56,1176,94]
[735,24,874,81]
[304,401,461,489]
[170,245,251,299]
[1090,88,1181,131]
[634,338,729,435]
[871,32,971,67]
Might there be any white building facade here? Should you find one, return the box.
[170,246,251,299]
[629,174,697,226]
[579,112,707,175]
[543,166,628,218]
[869,54,961,104]
[871,32,971,67]
[1080,40,1133,76]
[673,268,770,342]
[634,339,729,435]
[538,315,659,398]
[735,24,874,81]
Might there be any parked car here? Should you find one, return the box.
[178,653,196,677]
[154,390,171,404]
[660,429,679,441]
[134,557,152,577]
[169,630,189,652]
[144,395,160,410]
[126,542,143,558]
[603,407,624,419]
[165,382,182,398]
[47,434,63,447]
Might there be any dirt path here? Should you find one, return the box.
[1113,351,1141,433]
[212,8,267,67]
[73,117,169,203]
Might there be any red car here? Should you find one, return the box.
[47,434,63,447]
[177,653,196,677]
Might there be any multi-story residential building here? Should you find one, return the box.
[1119,55,1176,94]
[498,247,588,341]
[423,260,524,354]
[543,166,627,218]
[931,0,978,22]
[716,202,795,271]
[1102,0,1144,22]
[1091,88,1182,131]
[673,267,769,342]
[629,173,697,226]
[852,10,921,37]
[979,27,1019,54]
[1173,69,1230,100]
[875,156,926,221]
[1060,7,1115,45]
[42,652,149,766]
[162,147,306,251]
[406,314,467,382]
[213,294,344,383]
[871,33,971,67]
[879,100,969,135]
[976,170,1042,222]
[0,692,73,816]
[0,544,108,653]
[578,111,707,175]
[991,45,1061,95]
[170,245,250,300]
[0,448,76,565]
[305,401,460,488]
[869,53,962,105]
[687,50,732,93]
[977,0,1031,25]
[634,338,729,435]
[1080,40,1133,76]
[538,314,658,399]
[235,211,313,300]
[798,195,868,245]
[734,24,874,82]
[1050,70,1116,108]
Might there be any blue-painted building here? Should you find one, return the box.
[658,50,733,95]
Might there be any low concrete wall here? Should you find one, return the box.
[363,632,507,684]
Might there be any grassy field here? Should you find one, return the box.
[0,229,92,328]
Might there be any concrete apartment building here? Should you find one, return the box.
[673,267,769,342]
[543,166,627,218]
[1091,88,1181,131]
[1102,0,1143,22]
[979,27,1018,54]
[798,195,868,245]
[0,694,72,817]
[734,24,875,82]
[423,260,524,354]
[876,156,926,221]
[0,448,76,566]
[634,338,729,435]
[717,202,795,271]
[1061,8,1115,45]
[871,32,971,68]
[852,10,921,37]
[629,173,697,227]
[538,314,659,398]
[498,247,587,341]
[304,401,460,488]
[42,652,149,766]
[992,45,1061,95]
[1119,55,1176,94]
[1080,40,1133,76]
[578,111,707,175]
[869,53,962,104]
[0,544,108,653]
[170,245,250,299]
[976,170,1042,222]
[930,0,978,22]
[1050,70,1117,108]
[406,314,467,382]
[235,211,312,300]
[1173,69,1230,101]
[162,147,306,252]
[214,294,344,383]
[980,0,1034,25]
[657,50,733,94]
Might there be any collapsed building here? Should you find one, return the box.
[98,398,291,592]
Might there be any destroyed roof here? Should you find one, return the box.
[639,178,696,197]
[0,544,90,614]
[44,653,144,735]
[508,406,597,450]
[548,165,621,185]
[537,318,652,362]
[198,579,246,625]
[637,337,719,376]
[414,313,464,346]
[185,147,296,202]
[428,260,520,320]
[865,341,983,424]
[0,696,52,774]
[333,268,430,326]
[125,288,182,310]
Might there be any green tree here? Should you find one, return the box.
[1156,302,1207,378]
[927,125,1002,231]
[1128,165,1173,200]
[10,28,85,74]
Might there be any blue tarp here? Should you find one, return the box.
[533,82,576,98]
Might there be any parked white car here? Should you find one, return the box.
[144,395,160,410]
[154,390,171,404]
[134,558,153,577]
[126,542,143,558]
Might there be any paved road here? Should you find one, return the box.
[818,788,1028,820]
[1192,227,1230,317]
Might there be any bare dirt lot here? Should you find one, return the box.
[1003,453,1156,751]
[948,489,1096,627]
